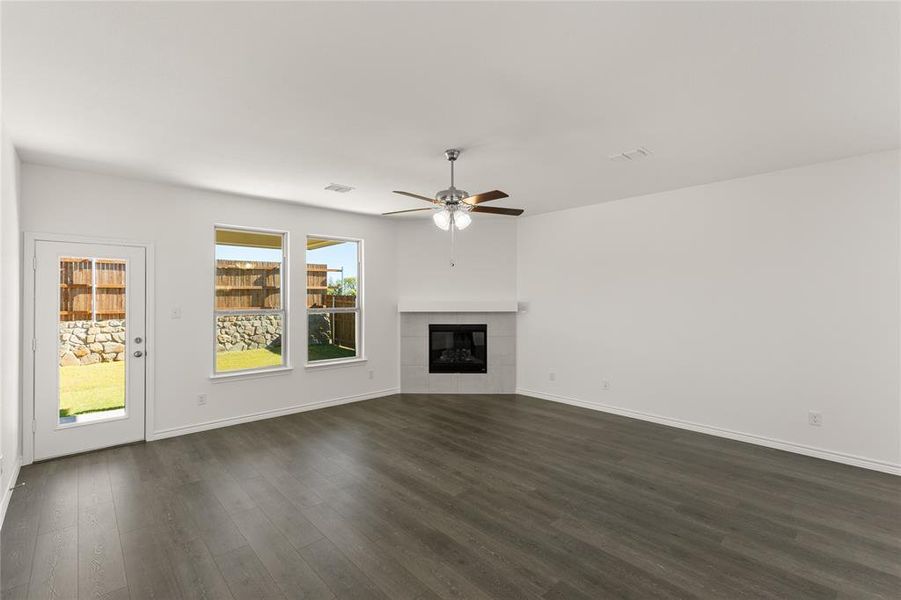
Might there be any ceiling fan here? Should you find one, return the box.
[383,149,524,231]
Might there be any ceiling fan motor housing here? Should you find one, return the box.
[436,186,470,207]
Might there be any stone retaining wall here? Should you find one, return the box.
[216,314,282,352]
[59,319,126,366]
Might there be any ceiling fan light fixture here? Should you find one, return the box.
[433,208,451,231]
[454,211,471,230]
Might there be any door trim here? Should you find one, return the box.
[22,232,155,465]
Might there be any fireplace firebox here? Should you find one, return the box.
[429,324,487,373]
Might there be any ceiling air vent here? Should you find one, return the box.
[324,183,355,193]
[608,147,652,162]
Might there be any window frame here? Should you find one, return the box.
[305,234,364,367]
[212,224,290,378]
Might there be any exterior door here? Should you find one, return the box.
[33,240,146,460]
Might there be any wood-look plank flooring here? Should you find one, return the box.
[2,394,900,599]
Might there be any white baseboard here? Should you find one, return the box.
[516,388,901,476]
[0,457,23,530]
[147,387,400,441]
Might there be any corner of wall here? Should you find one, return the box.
[0,131,23,527]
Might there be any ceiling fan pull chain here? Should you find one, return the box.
[449,213,456,267]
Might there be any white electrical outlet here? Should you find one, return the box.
[197,393,208,406]
[171,307,182,320]
[601,380,611,391]
[808,411,823,426]
[549,371,556,382]
[368,370,374,380]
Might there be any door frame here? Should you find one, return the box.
[22,232,155,465]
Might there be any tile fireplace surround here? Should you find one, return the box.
[400,312,516,393]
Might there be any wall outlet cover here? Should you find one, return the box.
[808,411,823,426]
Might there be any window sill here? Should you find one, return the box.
[305,357,368,370]
[210,366,294,382]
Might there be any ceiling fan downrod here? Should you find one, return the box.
[445,149,461,267]
[446,148,459,188]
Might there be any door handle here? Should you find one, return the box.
[133,350,144,358]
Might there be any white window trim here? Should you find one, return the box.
[305,234,363,367]
[304,357,367,370]
[212,224,290,378]
[210,365,294,381]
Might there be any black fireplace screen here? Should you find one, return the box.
[429,324,487,373]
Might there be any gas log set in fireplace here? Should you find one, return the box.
[428,324,487,373]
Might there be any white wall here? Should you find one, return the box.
[21,164,400,439]
[0,131,22,520]
[396,218,517,304]
[517,150,901,471]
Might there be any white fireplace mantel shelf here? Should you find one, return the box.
[397,299,519,313]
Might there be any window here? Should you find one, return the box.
[58,257,127,423]
[306,236,361,363]
[214,227,287,374]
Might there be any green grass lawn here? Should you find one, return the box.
[60,345,355,417]
[308,344,356,362]
[59,361,125,417]
[216,347,283,372]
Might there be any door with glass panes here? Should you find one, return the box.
[33,240,146,460]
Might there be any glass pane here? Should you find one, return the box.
[215,230,283,310]
[306,238,358,310]
[58,257,127,424]
[216,312,284,372]
[308,312,357,362]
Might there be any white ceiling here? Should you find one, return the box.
[3,1,899,216]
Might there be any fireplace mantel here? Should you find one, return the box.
[397,299,518,313]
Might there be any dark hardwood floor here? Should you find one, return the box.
[2,394,899,599]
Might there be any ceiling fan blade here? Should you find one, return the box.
[381,207,434,216]
[464,190,509,205]
[393,191,436,204]
[471,206,524,216]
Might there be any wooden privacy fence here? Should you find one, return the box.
[216,260,282,309]
[216,261,355,309]
[307,263,354,308]
[331,312,356,349]
[307,263,355,349]
[62,258,356,348]
[59,258,126,321]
